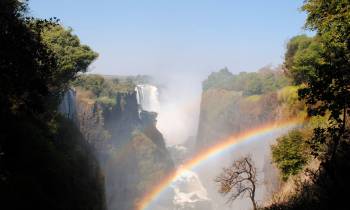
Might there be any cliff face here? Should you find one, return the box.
[195,70,305,208]
[0,94,107,210]
[196,89,281,150]
[102,91,140,146]
[64,84,173,210]
[102,92,173,210]
[106,129,173,210]
[196,68,303,151]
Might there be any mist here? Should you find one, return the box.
[5,1,347,210]
[153,72,204,146]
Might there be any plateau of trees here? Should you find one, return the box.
[73,74,137,109]
[203,66,290,96]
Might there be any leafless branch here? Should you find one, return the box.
[215,155,258,210]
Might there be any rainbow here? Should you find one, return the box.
[136,117,304,210]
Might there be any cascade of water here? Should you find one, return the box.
[135,84,213,210]
[58,88,77,120]
[135,84,161,112]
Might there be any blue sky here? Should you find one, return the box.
[29,0,310,77]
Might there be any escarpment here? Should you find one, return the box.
[60,75,174,210]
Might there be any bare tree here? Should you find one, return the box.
[215,155,258,210]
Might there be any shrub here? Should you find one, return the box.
[272,130,310,181]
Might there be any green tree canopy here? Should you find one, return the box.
[271,130,310,181]
[299,0,350,160]
[41,25,98,91]
[0,0,58,116]
[284,35,323,84]
[0,1,105,209]
[202,67,234,91]
[74,74,107,96]
[202,67,289,95]
[0,1,98,116]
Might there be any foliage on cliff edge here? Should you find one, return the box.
[0,1,105,209]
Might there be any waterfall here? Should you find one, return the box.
[134,84,213,209]
[135,84,161,112]
[58,88,77,120]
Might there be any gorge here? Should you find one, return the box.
[3,1,349,209]
[58,68,303,210]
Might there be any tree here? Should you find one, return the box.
[299,0,350,161]
[215,155,258,210]
[202,67,289,95]
[0,1,105,209]
[263,1,350,209]
[0,1,98,117]
[271,130,310,181]
[74,74,107,97]
[243,73,263,95]
[0,0,58,116]
[202,67,234,91]
[41,24,98,93]
[284,35,322,84]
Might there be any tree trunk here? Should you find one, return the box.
[330,106,347,162]
[250,197,257,210]
[250,181,257,210]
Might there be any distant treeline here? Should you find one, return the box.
[202,66,290,96]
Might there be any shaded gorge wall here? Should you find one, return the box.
[60,83,174,210]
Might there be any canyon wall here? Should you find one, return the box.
[60,76,174,210]
[194,68,304,209]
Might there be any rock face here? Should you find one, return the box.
[196,89,280,150]
[168,145,190,166]
[67,87,174,210]
[105,128,173,210]
[194,73,303,209]
[102,91,141,146]
[104,92,173,210]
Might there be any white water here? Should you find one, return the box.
[135,84,161,113]
[134,81,285,210]
[135,83,200,146]
[136,84,211,209]
[58,88,76,120]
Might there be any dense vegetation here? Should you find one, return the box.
[271,130,310,181]
[0,1,105,209]
[70,74,174,209]
[265,1,350,210]
[202,2,350,209]
[197,66,302,150]
[202,66,290,95]
[74,75,136,95]
[284,35,322,85]
[73,74,136,107]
